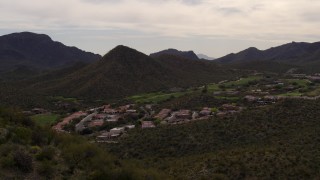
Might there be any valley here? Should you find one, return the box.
[38,72,320,139]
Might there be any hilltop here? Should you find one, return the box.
[150,48,199,60]
[216,41,320,65]
[0,32,101,73]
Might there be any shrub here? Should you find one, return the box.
[13,149,33,172]
[0,154,15,168]
[36,146,56,161]
[37,161,55,178]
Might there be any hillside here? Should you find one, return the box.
[0,107,167,179]
[216,41,320,66]
[150,48,199,60]
[2,45,241,106]
[0,32,101,73]
[109,99,320,179]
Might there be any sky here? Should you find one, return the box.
[0,0,320,58]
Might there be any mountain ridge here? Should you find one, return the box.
[21,45,239,102]
[150,48,199,60]
[0,32,101,73]
[216,41,320,65]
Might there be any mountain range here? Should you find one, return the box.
[1,31,320,106]
[0,32,101,73]
[215,41,320,65]
[24,45,238,101]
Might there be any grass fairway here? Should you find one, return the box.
[284,79,310,87]
[207,84,220,92]
[128,91,194,104]
[31,113,60,126]
[306,86,320,97]
[224,76,262,87]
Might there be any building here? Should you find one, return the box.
[141,121,155,128]
[307,76,320,82]
[96,131,120,141]
[110,127,125,135]
[199,107,211,116]
[126,109,137,113]
[221,104,239,111]
[125,125,135,129]
[244,95,257,102]
[88,119,104,127]
[106,115,120,122]
[154,109,172,120]
[175,110,191,119]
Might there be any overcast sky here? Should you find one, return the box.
[0,0,320,58]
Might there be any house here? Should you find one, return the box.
[221,104,239,111]
[125,125,135,129]
[175,110,191,119]
[197,116,210,120]
[110,127,125,134]
[141,121,155,128]
[154,109,172,120]
[106,115,120,122]
[104,108,118,114]
[88,119,104,128]
[244,95,257,102]
[263,95,278,101]
[307,76,320,82]
[199,107,211,116]
[216,112,228,117]
[126,109,137,113]
[96,132,111,141]
[96,131,120,141]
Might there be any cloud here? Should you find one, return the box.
[0,0,319,56]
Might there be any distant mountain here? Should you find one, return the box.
[23,45,239,101]
[0,32,101,73]
[150,48,199,60]
[197,54,215,60]
[216,41,320,65]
